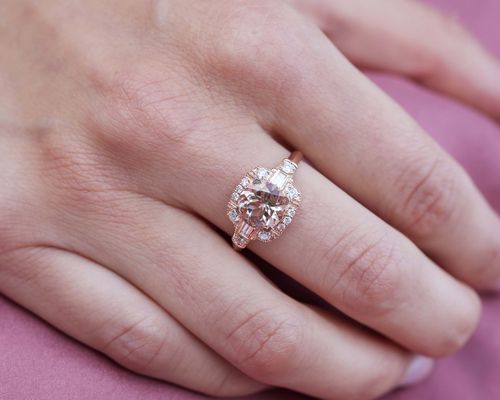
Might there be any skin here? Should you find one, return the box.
[1,0,500,398]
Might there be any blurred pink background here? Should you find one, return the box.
[1,0,499,399]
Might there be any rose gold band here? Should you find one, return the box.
[288,150,303,165]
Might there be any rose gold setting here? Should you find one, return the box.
[227,151,303,250]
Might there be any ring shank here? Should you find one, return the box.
[289,151,303,165]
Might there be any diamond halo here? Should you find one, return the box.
[227,152,302,250]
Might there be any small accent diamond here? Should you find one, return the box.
[287,186,299,200]
[232,235,246,247]
[255,167,269,179]
[231,192,240,201]
[286,208,296,217]
[283,216,292,225]
[228,209,239,222]
[281,160,297,174]
[258,231,271,242]
[240,177,251,187]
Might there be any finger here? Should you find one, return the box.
[51,194,422,400]
[0,246,262,397]
[88,82,480,361]
[246,4,500,291]
[290,0,500,121]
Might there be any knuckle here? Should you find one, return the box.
[350,359,401,400]
[205,369,259,398]
[93,65,204,157]
[205,0,305,93]
[395,155,462,239]
[224,306,304,382]
[97,316,168,373]
[407,45,445,81]
[37,128,124,211]
[318,227,402,316]
[92,64,227,177]
[432,297,480,357]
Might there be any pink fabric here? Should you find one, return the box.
[1,0,499,399]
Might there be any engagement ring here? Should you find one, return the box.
[227,151,302,250]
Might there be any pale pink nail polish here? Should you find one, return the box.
[399,356,434,387]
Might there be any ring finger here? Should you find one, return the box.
[97,116,480,358]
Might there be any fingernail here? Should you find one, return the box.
[399,356,434,387]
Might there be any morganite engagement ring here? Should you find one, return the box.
[227,152,302,250]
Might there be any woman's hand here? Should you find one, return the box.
[1,1,499,399]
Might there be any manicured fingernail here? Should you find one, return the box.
[399,356,434,387]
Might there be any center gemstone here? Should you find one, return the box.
[238,179,290,229]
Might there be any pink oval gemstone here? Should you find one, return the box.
[238,180,290,229]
